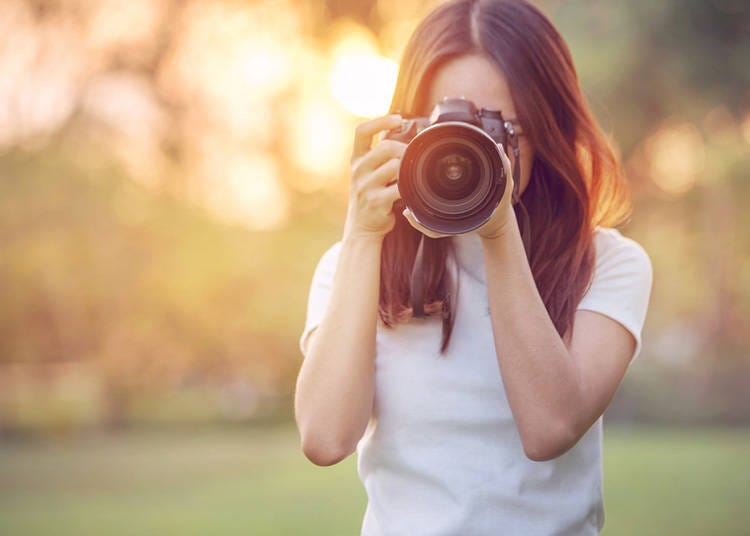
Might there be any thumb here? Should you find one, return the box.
[497,143,515,200]
[497,143,513,181]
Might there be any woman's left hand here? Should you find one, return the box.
[402,143,517,240]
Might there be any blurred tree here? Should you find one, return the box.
[0,0,748,430]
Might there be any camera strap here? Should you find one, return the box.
[409,147,532,319]
[410,235,427,318]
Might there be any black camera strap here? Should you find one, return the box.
[410,235,427,318]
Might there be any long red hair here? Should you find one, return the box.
[379,0,632,353]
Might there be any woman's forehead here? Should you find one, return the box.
[424,53,516,117]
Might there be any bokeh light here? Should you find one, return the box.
[329,22,399,117]
[644,121,705,196]
[330,51,399,117]
[288,94,352,187]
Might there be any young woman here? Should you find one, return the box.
[295,0,653,534]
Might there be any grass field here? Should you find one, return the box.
[0,423,748,535]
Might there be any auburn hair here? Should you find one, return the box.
[378,0,632,353]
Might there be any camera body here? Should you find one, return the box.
[385,97,519,235]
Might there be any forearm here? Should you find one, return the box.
[481,214,582,460]
[295,233,382,465]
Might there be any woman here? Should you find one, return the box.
[295,0,653,534]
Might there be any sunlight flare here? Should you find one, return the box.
[329,26,398,118]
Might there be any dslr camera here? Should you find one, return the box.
[385,97,520,235]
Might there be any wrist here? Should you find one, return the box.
[478,209,517,241]
[342,228,386,246]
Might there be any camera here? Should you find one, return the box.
[385,97,520,235]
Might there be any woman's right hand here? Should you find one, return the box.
[343,114,407,241]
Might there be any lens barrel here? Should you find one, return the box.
[398,121,507,234]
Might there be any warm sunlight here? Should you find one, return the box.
[329,28,398,118]
[2,2,749,535]
[204,151,289,230]
[289,95,352,187]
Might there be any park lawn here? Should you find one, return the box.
[0,423,747,535]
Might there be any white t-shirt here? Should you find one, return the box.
[299,226,653,536]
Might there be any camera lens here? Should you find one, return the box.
[438,154,470,182]
[426,143,481,202]
[414,133,494,217]
[397,122,506,234]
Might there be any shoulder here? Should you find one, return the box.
[311,240,343,279]
[319,240,343,267]
[578,227,654,361]
[579,226,654,308]
[590,226,652,280]
[324,240,343,258]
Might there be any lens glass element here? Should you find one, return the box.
[427,144,480,201]
[415,134,492,215]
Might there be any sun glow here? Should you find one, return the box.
[288,95,352,186]
[329,29,398,118]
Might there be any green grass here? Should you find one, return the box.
[0,423,747,535]
[601,426,750,536]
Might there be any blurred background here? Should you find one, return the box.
[0,0,748,534]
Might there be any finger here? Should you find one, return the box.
[379,182,401,207]
[360,158,400,190]
[367,183,401,214]
[352,114,403,160]
[355,139,407,176]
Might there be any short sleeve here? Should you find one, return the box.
[299,241,343,358]
[576,228,653,363]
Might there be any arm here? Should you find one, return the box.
[295,114,405,466]
[295,234,382,466]
[402,148,648,462]
[480,213,639,461]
